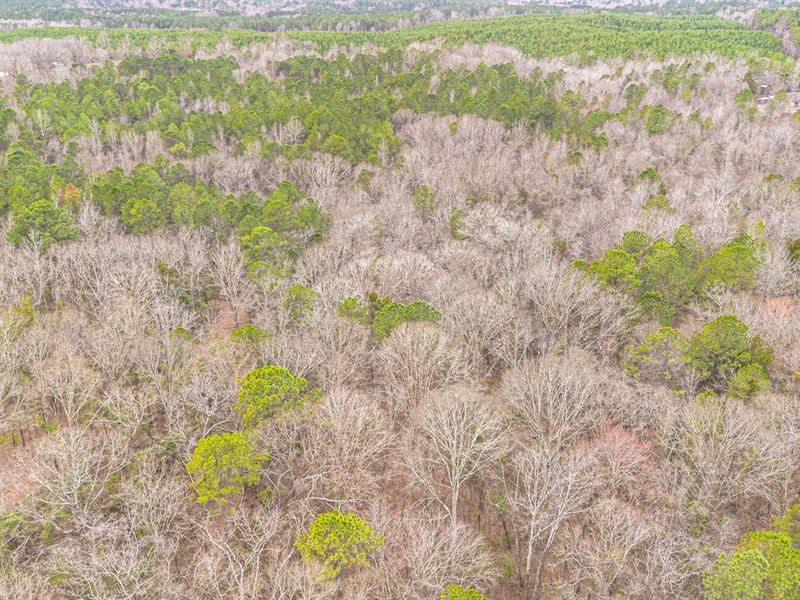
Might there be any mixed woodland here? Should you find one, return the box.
[1,3,800,599]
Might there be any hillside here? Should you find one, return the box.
[1,5,800,600]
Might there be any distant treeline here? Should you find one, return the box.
[0,14,789,61]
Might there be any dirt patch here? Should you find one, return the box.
[674,314,703,339]
[210,300,251,338]
[0,439,40,512]
[760,295,798,319]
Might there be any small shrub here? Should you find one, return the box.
[786,238,800,263]
[764,172,784,184]
[735,88,754,108]
[4,295,37,336]
[643,104,675,135]
[170,326,192,341]
[625,83,648,107]
[637,167,661,184]
[356,169,375,191]
[0,510,24,553]
[642,194,673,211]
[450,208,469,240]
[566,151,584,165]
[413,185,437,215]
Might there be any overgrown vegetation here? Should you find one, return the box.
[1,3,800,599]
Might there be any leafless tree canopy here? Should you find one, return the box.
[2,14,800,600]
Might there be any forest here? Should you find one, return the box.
[1,1,800,599]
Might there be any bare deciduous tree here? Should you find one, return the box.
[211,239,256,329]
[559,499,654,598]
[522,260,634,355]
[502,348,603,450]
[376,323,470,419]
[405,386,503,533]
[24,427,129,533]
[658,398,788,516]
[193,508,283,600]
[382,519,498,600]
[502,448,597,600]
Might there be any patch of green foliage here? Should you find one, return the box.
[7,199,78,249]
[338,294,441,340]
[637,167,669,208]
[703,524,800,600]
[625,326,689,384]
[635,291,676,325]
[0,510,25,555]
[412,185,437,215]
[338,296,369,323]
[1,14,786,60]
[588,227,761,326]
[693,234,760,290]
[3,295,37,339]
[371,299,442,340]
[787,238,800,263]
[642,194,673,211]
[238,182,327,279]
[230,324,271,347]
[234,365,321,429]
[121,197,166,234]
[686,315,772,391]
[186,432,268,505]
[295,511,384,580]
[727,363,770,400]
[772,503,800,545]
[1,143,326,279]
[626,315,772,397]
[588,248,640,290]
[3,46,686,173]
[283,283,319,323]
[441,584,489,600]
[642,104,679,134]
[449,208,469,240]
[621,230,653,256]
